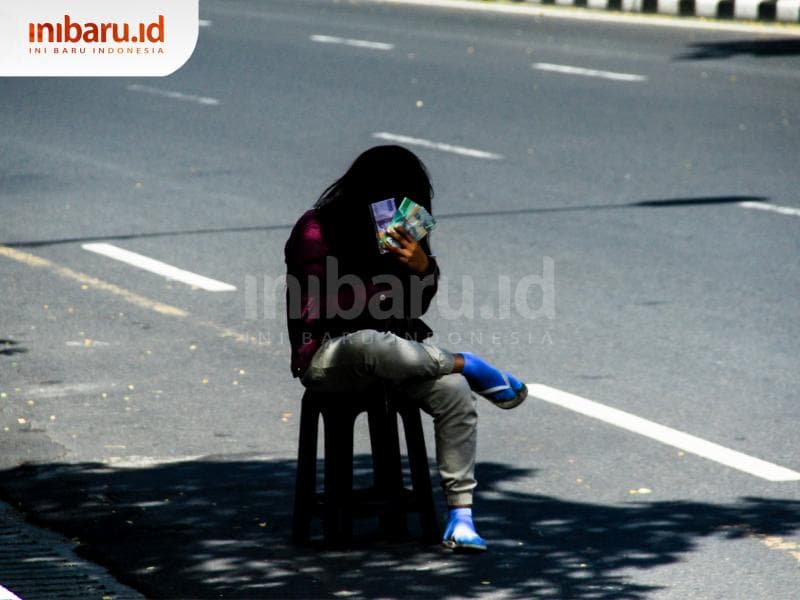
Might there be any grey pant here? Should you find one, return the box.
[301,329,477,507]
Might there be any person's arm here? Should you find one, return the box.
[385,226,430,273]
[286,215,327,314]
[415,250,439,316]
[285,213,330,378]
[385,227,439,317]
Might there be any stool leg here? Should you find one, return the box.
[400,405,441,544]
[369,401,407,539]
[292,395,320,544]
[323,410,355,547]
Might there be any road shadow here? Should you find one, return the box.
[1,223,295,249]
[1,196,767,249]
[0,339,27,357]
[676,39,800,61]
[1,456,799,599]
[437,195,766,222]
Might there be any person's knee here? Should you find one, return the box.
[333,329,383,362]
[345,329,401,367]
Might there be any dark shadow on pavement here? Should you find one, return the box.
[632,196,759,207]
[1,455,799,599]
[1,223,295,249]
[1,196,766,249]
[0,339,27,357]
[676,39,800,60]
[437,195,767,222]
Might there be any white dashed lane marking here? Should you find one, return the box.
[21,383,115,399]
[126,84,220,106]
[532,62,647,82]
[82,243,237,292]
[310,34,394,51]
[372,132,504,160]
[739,201,800,217]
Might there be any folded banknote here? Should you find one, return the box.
[389,197,437,242]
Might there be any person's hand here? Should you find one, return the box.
[386,226,430,274]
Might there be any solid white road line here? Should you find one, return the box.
[310,34,394,51]
[533,62,647,82]
[374,0,800,35]
[126,84,220,106]
[738,201,800,217]
[372,132,504,160]
[528,383,800,482]
[82,243,236,292]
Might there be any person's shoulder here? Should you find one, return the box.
[286,209,327,261]
[295,209,325,243]
[292,208,320,232]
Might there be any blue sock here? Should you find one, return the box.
[460,352,523,402]
[443,507,486,550]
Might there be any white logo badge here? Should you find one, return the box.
[0,0,199,76]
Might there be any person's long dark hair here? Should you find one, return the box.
[314,145,434,268]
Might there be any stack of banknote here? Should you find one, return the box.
[374,196,437,252]
[390,197,437,241]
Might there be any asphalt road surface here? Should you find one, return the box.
[1,0,799,598]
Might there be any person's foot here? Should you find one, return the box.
[459,352,527,409]
[442,507,487,552]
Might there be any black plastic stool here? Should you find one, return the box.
[292,384,440,547]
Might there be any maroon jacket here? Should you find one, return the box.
[284,209,439,378]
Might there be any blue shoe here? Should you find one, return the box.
[477,373,528,410]
[442,508,487,553]
[460,352,528,410]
